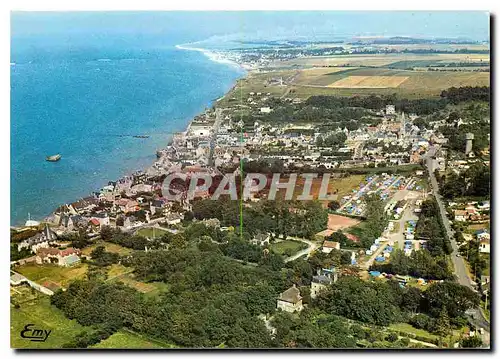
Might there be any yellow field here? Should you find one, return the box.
[328,75,409,88]
[279,53,490,68]
[294,67,357,85]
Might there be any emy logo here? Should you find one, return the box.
[20,324,51,342]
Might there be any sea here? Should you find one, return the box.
[11,16,245,226]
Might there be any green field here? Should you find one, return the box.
[15,263,88,289]
[81,241,132,256]
[91,329,176,349]
[293,67,489,97]
[383,60,443,69]
[135,227,169,239]
[11,293,84,349]
[270,240,308,256]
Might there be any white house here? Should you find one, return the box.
[260,107,272,114]
[454,210,468,222]
[479,239,490,254]
[322,240,340,253]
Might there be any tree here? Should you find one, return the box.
[423,281,480,318]
[433,308,451,338]
[328,201,341,211]
[316,276,402,326]
[401,287,423,314]
[460,335,483,348]
[385,332,398,343]
[90,246,119,267]
[447,111,460,124]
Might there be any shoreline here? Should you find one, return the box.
[12,45,249,228]
[175,44,247,71]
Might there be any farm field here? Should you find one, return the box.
[11,293,85,349]
[91,329,176,349]
[15,263,88,289]
[293,67,358,85]
[327,75,409,88]
[292,67,489,94]
[106,266,169,296]
[280,53,490,68]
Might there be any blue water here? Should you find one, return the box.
[11,31,244,225]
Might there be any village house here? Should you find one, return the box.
[91,212,110,227]
[277,284,303,313]
[88,218,101,232]
[310,268,338,299]
[454,210,468,222]
[479,239,490,254]
[165,213,183,225]
[322,240,341,253]
[251,233,270,246]
[36,247,81,267]
[17,224,58,253]
[115,198,140,214]
[68,196,99,215]
[476,229,490,241]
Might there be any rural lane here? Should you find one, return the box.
[424,146,490,336]
[284,236,320,263]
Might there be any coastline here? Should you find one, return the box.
[12,45,249,228]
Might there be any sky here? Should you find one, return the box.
[11,11,490,45]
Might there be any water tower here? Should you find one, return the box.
[465,133,474,155]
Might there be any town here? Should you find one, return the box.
[11,39,490,349]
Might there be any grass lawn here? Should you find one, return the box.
[81,241,132,256]
[270,240,308,256]
[329,175,367,200]
[91,329,176,349]
[11,293,85,349]
[15,263,88,288]
[135,227,168,239]
[106,264,134,280]
[388,323,438,342]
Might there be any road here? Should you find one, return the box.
[284,236,320,263]
[424,146,490,337]
[362,242,388,269]
[393,198,420,249]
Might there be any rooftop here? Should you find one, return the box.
[279,285,302,304]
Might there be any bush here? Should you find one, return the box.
[399,337,411,346]
[385,332,399,343]
[409,313,433,331]
[351,325,366,339]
